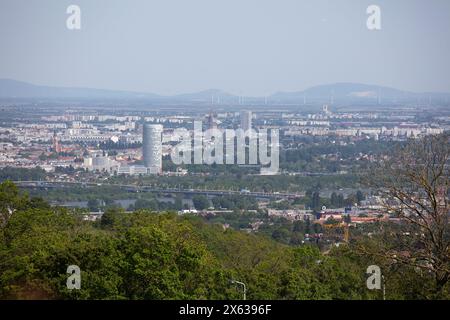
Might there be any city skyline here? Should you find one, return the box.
[0,0,449,304]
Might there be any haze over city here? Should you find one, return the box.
[0,0,449,307]
[1,0,450,96]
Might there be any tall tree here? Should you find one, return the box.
[193,195,209,211]
[0,180,28,229]
[311,192,320,211]
[368,133,450,294]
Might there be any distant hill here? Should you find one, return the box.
[0,79,160,100]
[270,83,450,104]
[1,79,449,105]
[171,89,237,103]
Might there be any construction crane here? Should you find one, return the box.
[323,222,350,243]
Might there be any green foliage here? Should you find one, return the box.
[212,195,257,210]
[192,195,210,210]
[0,181,447,300]
[0,167,46,181]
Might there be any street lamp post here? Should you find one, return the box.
[231,280,247,300]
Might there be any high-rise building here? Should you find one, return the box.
[143,124,163,174]
[206,111,217,130]
[240,110,252,131]
[52,131,62,153]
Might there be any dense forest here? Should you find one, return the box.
[0,167,47,181]
[0,180,447,300]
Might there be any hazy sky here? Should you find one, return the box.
[1,0,450,96]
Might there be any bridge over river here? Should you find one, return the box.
[14,181,304,200]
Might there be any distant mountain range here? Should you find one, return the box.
[0,79,160,100]
[271,83,450,104]
[0,79,449,105]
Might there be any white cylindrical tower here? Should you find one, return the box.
[143,124,163,174]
